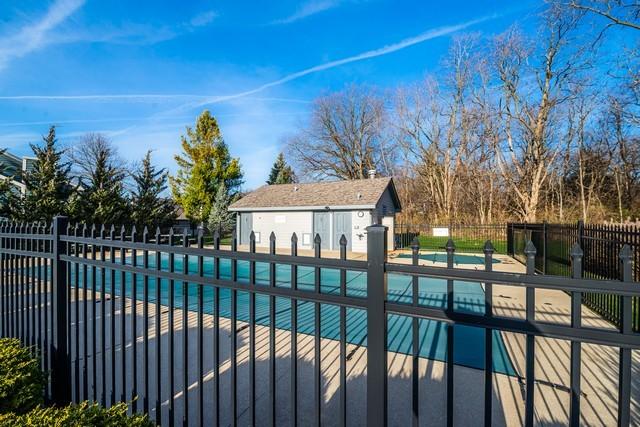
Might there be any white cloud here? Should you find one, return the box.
[190,10,218,28]
[0,0,85,69]
[271,0,342,25]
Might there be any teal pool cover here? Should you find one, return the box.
[68,254,517,376]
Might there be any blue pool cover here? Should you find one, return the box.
[67,254,517,376]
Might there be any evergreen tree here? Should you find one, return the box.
[266,153,297,185]
[0,149,20,220]
[169,110,243,224]
[206,182,235,233]
[130,151,176,228]
[70,134,129,225]
[20,126,73,222]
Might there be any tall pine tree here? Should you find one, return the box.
[70,134,128,225]
[169,110,243,224]
[130,151,176,228]
[266,153,296,185]
[20,126,73,222]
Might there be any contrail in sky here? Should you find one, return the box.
[191,13,500,108]
[0,13,500,106]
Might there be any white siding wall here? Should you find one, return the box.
[238,208,384,253]
[249,211,314,249]
[351,210,372,253]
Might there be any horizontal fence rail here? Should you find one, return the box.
[0,217,638,426]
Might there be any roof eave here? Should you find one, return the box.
[229,204,376,212]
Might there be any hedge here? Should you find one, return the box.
[0,338,46,414]
[0,402,153,427]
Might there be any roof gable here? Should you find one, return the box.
[229,177,401,212]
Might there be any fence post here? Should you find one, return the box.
[366,225,387,427]
[542,221,548,275]
[51,215,70,405]
[577,220,585,276]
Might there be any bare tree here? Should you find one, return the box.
[569,0,640,31]
[287,85,393,181]
[491,5,587,221]
[394,34,482,223]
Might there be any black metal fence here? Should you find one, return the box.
[395,223,507,254]
[508,222,640,332]
[1,217,639,426]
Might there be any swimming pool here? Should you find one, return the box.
[393,252,501,266]
[68,254,516,376]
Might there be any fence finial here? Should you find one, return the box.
[445,238,455,252]
[483,240,495,253]
[291,232,297,243]
[339,234,348,246]
[619,245,633,282]
[411,236,420,249]
[269,231,276,242]
[524,240,537,255]
[569,242,583,257]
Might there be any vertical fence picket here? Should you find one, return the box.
[524,241,537,427]
[130,226,138,413]
[109,225,117,407]
[618,245,633,426]
[99,225,107,407]
[569,243,583,427]
[167,228,175,426]
[181,229,189,427]
[90,224,97,402]
[154,226,162,426]
[484,240,495,427]
[230,230,239,426]
[249,231,257,427]
[445,238,455,427]
[339,234,348,427]
[82,224,89,401]
[196,228,204,427]
[213,229,220,427]
[289,232,297,427]
[314,233,322,427]
[411,237,420,427]
[142,226,150,415]
[119,225,127,405]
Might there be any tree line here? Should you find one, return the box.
[285,1,640,224]
[0,110,297,232]
[0,128,176,229]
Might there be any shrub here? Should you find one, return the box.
[0,402,153,427]
[0,338,46,414]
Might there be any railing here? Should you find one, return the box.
[395,223,507,254]
[508,221,640,333]
[0,217,639,426]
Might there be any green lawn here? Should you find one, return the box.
[411,235,507,254]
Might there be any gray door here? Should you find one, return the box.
[313,212,330,249]
[240,213,252,245]
[333,212,351,251]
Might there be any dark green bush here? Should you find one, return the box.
[0,338,46,414]
[0,402,153,427]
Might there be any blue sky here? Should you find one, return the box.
[0,0,542,188]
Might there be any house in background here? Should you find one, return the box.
[0,151,36,195]
[228,175,401,252]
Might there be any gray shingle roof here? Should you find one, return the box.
[229,177,400,211]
